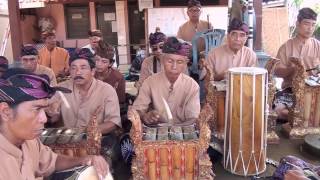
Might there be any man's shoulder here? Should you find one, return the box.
[199,20,210,26]
[310,37,320,46]
[38,64,54,73]
[242,46,256,55]
[58,79,73,88]
[143,56,154,64]
[55,47,68,53]
[96,79,116,91]
[179,21,189,29]
[180,74,199,87]
[208,44,226,55]
[143,72,162,84]
[111,68,124,79]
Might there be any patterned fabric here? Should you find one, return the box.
[149,32,166,46]
[119,133,134,165]
[162,37,192,57]
[273,88,294,108]
[21,45,38,56]
[273,156,320,180]
[228,18,249,34]
[187,0,201,8]
[298,8,317,21]
[88,29,103,37]
[0,69,71,104]
[69,48,95,68]
[41,31,55,39]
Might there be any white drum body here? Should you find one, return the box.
[223,67,268,176]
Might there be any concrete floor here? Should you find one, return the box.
[213,133,320,180]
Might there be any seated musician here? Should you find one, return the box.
[135,31,166,90]
[0,69,109,179]
[203,18,257,81]
[20,45,57,86]
[48,48,121,133]
[132,37,200,126]
[94,41,126,104]
[47,48,122,171]
[274,8,319,120]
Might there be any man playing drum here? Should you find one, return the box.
[274,8,320,120]
[132,37,200,126]
[0,69,109,179]
[205,18,257,81]
[135,31,166,90]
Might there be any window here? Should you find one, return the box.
[65,5,89,39]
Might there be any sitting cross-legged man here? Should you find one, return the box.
[0,69,110,179]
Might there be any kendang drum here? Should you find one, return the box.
[128,107,213,180]
[50,165,113,180]
[224,67,268,176]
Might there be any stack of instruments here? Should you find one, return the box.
[223,67,268,176]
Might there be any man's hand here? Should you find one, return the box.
[142,110,161,125]
[82,155,109,178]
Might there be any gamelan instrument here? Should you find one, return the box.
[224,67,268,176]
[128,105,213,180]
[40,127,101,157]
[142,124,201,180]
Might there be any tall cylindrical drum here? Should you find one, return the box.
[223,67,268,176]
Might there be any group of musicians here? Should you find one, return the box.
[0,0,319,179]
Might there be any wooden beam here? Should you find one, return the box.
[89,2,97,29]
[219,0,228,6]
[254,0,262,50]
[154,0,160,7]
[8,0,22,60]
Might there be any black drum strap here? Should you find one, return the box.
[153,56,157,73]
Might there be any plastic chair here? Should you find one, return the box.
[191,29,225,74]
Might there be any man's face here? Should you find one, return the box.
[187,6,201,22]
[2,99,48,141]
[89,36,102,49]
[296,19,317,39]
[45,35,57,49]
[95,55,111,73]
[21,55,38,72]
[70,59,95,86]
[151,42,164,57]
[227,30,248,52]
[163,53,187,80]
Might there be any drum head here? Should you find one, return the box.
[228,67,267,75]
[77,166,99,180]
